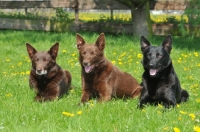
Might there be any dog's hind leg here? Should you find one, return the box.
[131,86,142,98]
[179,89,189,103]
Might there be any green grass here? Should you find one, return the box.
[0,30,200,132]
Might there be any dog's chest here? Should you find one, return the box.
[37,76,51,90]
[146,78,167,98]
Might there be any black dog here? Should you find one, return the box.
[138,35,189,108]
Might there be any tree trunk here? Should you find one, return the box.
[131,1,152,38]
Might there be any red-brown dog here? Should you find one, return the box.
[26,43,71,102]
[76,33,141,103]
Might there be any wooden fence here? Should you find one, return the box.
[0,0,193,35]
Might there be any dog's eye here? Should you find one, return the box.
[82,51,86,55]
[35,58,39,62]
[147,53,151,58]
[43,58,49,62]
[91,51,95,55]
[157,53,162,58]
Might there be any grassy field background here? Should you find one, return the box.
[0,30,200,132]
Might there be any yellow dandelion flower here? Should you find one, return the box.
[142,109,146,113]
[180,111,187,114]
[176,104,180,108]
[77,111,82,115]
[137,53,142,59]
[71,53,76,57]
[6,59,10,62]
[89,103,94,107]
[26,71,30,75]
[194,52,198,57]
[196,99,200,103]
[158,103,163,108]
[112,61,116,65]
[62,49,66,53]
[18,62,22,66]
[157,110,162,114]
[70,90,74,93]
[173,127,180,132]
[188,76,193,79]
[118,62,122,65]
[118,58,122,61]
[189,113,195,120]
[163,127,169,131]
[177,59,181,63]
[6,93,12,97]
[194,126,200,132]
[20,72,25,75]
[62,112,74,117]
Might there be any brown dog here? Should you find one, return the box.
[26,43,71,102]
[76,33,141,103]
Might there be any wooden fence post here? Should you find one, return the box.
[75,0,79,22]
[25,0,27,15]
[110,9,113,20]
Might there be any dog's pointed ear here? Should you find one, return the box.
[162,34,172,54]
[140,36,151,53]
[49,43,59,61]
[76,33,85,51]
[95,33,105,52]
[26,43,37,59]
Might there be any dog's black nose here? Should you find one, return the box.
[149,63,154,68]
[83,62,88,66]
[36,68,42,73]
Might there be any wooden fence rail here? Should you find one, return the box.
[0,0,194,36]
[0,0,189,10]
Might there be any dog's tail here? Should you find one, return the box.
[178,89,189,103]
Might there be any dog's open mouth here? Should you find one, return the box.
[149,69,157,76]
[84,65,94,73]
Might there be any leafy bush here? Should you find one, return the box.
[178,0,200,37]
[0,8,70,22]
[184,0,200,25]
[54,8,70,21]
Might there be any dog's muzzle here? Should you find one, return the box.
[36,68,47,75]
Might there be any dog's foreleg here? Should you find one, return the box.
[138,88,151,108]
[81,90,91,103]
[29,74,39,92]
[98,94,112,102]
[163,89,176,108]
[98,87,112,102]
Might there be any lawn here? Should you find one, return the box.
[0,30,200,132]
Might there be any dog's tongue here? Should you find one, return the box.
[150,69,157,76]
[84,66,93,73]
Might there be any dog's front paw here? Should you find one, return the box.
[34,95,43,102]
[137,102,144,109]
